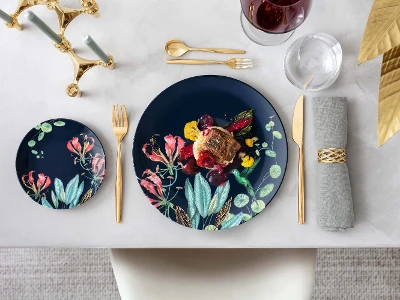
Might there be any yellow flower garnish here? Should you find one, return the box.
[245,137,258,147]
[184,121,200,141]
[241,155,255,168]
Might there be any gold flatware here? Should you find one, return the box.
[165,40,245,57]
[112,105,128,223]
[292,95,305,225]
[167,58,253,70]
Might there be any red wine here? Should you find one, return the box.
[241,0,312,33]
[269,0,301,5]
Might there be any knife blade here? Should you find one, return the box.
[292,95,304,146]
[292,95,305,224]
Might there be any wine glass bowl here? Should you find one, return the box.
[240,0,313,46]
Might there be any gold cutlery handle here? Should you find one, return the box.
[190,47,245,55]
[167,59,225,65]
[116,142,123,223]
[298,146,305,224]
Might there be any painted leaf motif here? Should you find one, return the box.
[216,197,232,227]
[208,193,219,216]
[358,0,400,65]
[265,124,271,131]
[205,225,218,231]
[378,45,400,146]
[215,181,230,212]
[40,123,52,133]
[194,173,212,218]
[184,178,196,219]
[71,181,84,207]
[242,214,252,222]
[53,121,65,126]
[54,178,65,203]
[268,121,275,127]
[42,198,53,209]
[241,157,261,178]
[270,165,281,179]
[28,140,36,147]
[251,200,266,213]
[192,212,200,229]
[51,191,59,208]
[175,206,192,228]
[80,188,93,204]
[265,150,276,157]
[65,175,79,205]
[221,213,234,226]
[262,142,268,148]
[31,150,38,155]
[221,212,244,230]
[272,131,282,139]
[259,184,274,198]
[34,124,41,130]
[38,132,45,141]
[234,194,249,208]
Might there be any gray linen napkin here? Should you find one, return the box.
[313,97,354,231]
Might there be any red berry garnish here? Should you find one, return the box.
[197,150,216,168]
[207,170,228,186]
[179,143,194,162]
[215,164,225,174]
[198,114,214,131]
[182,158,200,175]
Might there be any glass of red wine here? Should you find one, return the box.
[240,0,313,46]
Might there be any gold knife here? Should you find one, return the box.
[292,95,305,224]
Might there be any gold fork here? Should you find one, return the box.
[167,58,253,70]
[112,105,128,223]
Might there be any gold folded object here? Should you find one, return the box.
[318,148,346,163]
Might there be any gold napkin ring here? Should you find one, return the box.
[318,148,346,163]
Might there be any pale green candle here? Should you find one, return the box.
[25,11,61,44]
[0,9,13,24]
[83,35,110,63]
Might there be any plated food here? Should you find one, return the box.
[179,109,258,186]
[133,75,288,230]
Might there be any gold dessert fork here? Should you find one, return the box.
[112,105,128,223]
[167,58,253,70]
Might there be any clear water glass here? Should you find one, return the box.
[284,33,342,91]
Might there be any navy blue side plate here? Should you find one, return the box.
[16,119,106,209]
[133,75,288,230]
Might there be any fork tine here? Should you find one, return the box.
[123,105,128,128]
[235,58,253,63]
[112,105,116,127]
[236,65,253,69]
[235,62,254,65]
[119,105,123,127]
[116,105,120,127]
[116,105,121,127]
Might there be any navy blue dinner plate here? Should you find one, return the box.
[16,119,106,209]
[133,75,288,230]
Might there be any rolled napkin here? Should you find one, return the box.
[313,97,354,231]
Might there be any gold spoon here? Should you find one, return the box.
[165,40,246,57]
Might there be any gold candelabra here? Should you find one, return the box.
[0,0,115,97]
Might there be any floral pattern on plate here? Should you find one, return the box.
[132,75,288,231]
[138,116,284,230]
[16,119,106,209]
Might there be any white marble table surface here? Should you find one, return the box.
[1,0,399,248]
